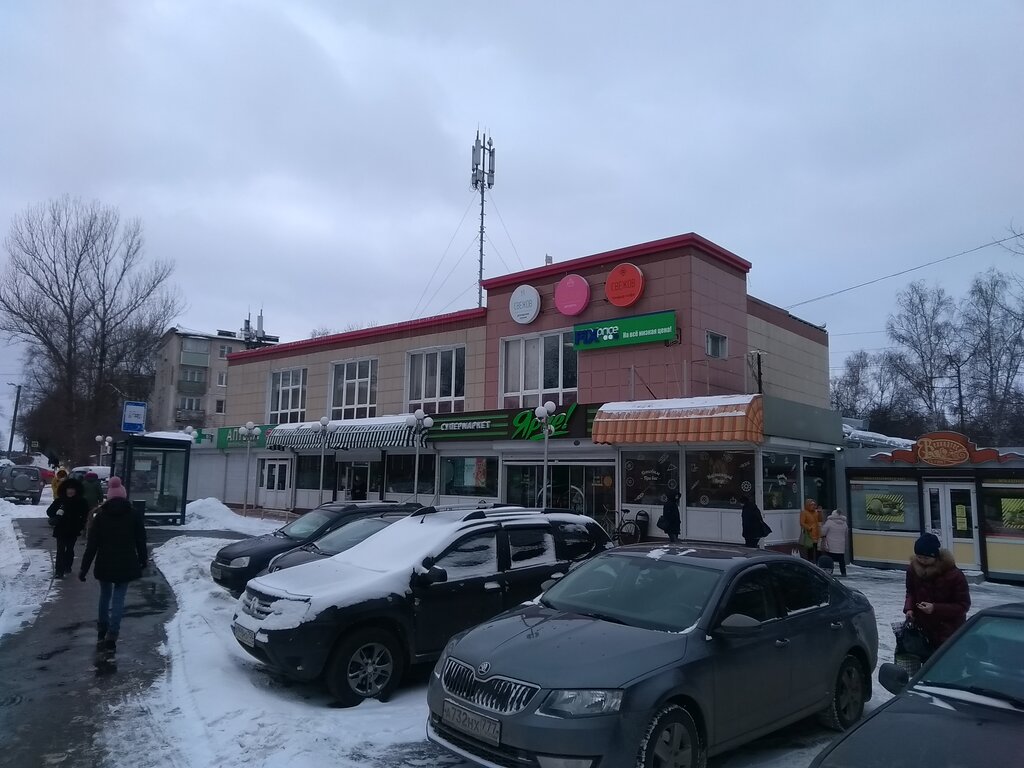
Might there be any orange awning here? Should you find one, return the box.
[591,395,763,445]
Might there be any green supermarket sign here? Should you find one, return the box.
[573,310,677,350]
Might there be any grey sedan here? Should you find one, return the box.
[427,543,877,768]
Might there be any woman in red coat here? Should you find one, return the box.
[904,533,971,652]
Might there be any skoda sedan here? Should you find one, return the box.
[427,543,877,768]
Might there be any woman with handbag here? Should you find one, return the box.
[903,532,970,654]
[659,491,681,543]
[798,499,820,561]
[741,496,770,548]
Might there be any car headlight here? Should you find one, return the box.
[434,636,460,679]
[540,689,623,718]
[229,557,250,568]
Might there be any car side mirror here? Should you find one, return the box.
[714,613,763,636]
[541,572,565,591]
[879,662,910,695]
[422,565,447,585]
[421,556,435,569]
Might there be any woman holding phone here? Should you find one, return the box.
[903,532,971,655]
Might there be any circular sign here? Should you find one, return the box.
[605,262,645,307]
[509,284,541,324]
[554,274,591,316]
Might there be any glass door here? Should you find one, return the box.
[923,483,980,569]
[259,458,291,510]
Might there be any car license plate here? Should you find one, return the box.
[442,700,501,746]
[210,565,222,580]
[232,623,255,647]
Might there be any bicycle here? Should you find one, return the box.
[596,507,644,545]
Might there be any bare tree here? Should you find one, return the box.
[830,350,872,416]
[0,197,182,460]
[309,326,338,339]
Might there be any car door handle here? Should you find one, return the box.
[484,581,502,591]
[775,639,790,648]
[830,621,843,630]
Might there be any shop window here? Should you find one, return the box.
[621,451,680,506]
[269,368,307,424]
[440,456,498,497]
[384,453,436,496]
[408,347,465,415]
[762,452,800,510]
[705,332,727,359]
[687,451,755,510]
[331,359,377,420]
[980,486,1024,539]
[849,481,920,532]
[501,331,578,408]
[295,455,339,490]
[803,456,835,509]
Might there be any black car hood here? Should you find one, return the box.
[450,603,688,689]
[217,533,297,562]
[270,548,325,571]
[817,689,1024,767]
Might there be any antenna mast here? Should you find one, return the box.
[471,130,495,308]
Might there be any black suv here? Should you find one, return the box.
[266,511,412,573]
[231,506,610,706]
[211,501,417,593]
[0,465,45,505]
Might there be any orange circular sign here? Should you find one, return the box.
[605,262,645,307]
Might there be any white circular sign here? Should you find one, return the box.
[509,284,541,324]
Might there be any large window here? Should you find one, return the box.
[762,452,800,510]
[181,367,205,383]
[803,457,835,510]
[182,338,210,353]
[408,348,465,415]
[178,396,202,412]
[849,481,920,532]
[332,359,378,420]
[621,451,680,506]
[385,453,436,496]
[981,485,1024,539]
[687,451,756,510]
[295,455,339,490]
[269,368,307,424]
[502,331,577,408]
[440,456,498,497]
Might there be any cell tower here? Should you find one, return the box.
[471,130,496,308]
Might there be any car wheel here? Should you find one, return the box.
[326,628,405,707]
[32,495,41,505]
[818,654,866,731]
[636,704,706,768]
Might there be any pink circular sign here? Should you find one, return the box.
[554,274,591,316]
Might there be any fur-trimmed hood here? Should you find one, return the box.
[909,548,957,579]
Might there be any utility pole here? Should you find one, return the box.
[947,354,967,433]
[471,130,496,308]
[6,383,21,456]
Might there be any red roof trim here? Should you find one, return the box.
[228,307,487,364]
[480,233,751,290]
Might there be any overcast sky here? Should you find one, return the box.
[1,1,1023,433]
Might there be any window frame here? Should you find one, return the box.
[705,331,728,359]
[268,367,308,425]
[217,371,227,387]
[407,346,467,415]
[178,396,202,412]
[432,529,501,581]
[716,565,783,626]
[500,329,578,408]
[331,357,379,421]
[768,561,831,616]
[215,399,225,414]
[218,344,234,359]
[503,526,558,571]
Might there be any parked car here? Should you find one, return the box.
[69,465,112,495]
[426,543,878,768]
[211,501,417,593]
[266,511,413,573]
[0,465,45,504]
[231,506,611,706]
[810,601,1024,768]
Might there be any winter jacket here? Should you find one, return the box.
[82,477,103,509]
[660,496,681,537]
[50,470,68,498]
[799,501,821,542]
[819,511,849,555]
[80,498,148,584]
[741,500,769,540]
[903,549,971,648]
[45,479,89,539]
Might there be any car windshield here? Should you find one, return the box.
[541,553,721,632]
[279,509,337,539]
[917,615,1024,706]
[314,517,397,555]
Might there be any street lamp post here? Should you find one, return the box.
[534,401,557,508]
[238,421,262,513]
[95,434,112,465]
[404,409,434,505]
[314,416,333,507]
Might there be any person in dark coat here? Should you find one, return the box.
[904,532,971,652]
[660,491,681,543]
[79,476,147,656]
[82,471,103,509]
[740,496,770,548]
[46,478,89,578]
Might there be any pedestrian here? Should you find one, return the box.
[79,476,148,659]
[903,532,971,655]
[82,471,103,508]
[799,498,820,562]
[50,467,68,498]
[819,509,850,576]
[741,495,771,548]
[659,491,682,543]
[45,477,89,578]
[86,476,123,532]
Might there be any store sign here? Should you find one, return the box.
[509,284,541,324]
[429,404,599,442]
[605,262,645,307]
[573,310,677,350]
[873,431,1023,466]
[216,425,273,449]
[554,274,591,316]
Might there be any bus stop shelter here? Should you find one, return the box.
[111,433,192,525]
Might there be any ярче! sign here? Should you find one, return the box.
[573,310,677,350]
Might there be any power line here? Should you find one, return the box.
[411,193,477,319]
[487,189,525,270]
[787,232,1024,310]
[418,234,479,318]
[484,234,513,275]
[437,281,481,315]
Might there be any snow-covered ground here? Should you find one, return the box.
[0,495,54,640]
[156,497,281,536]
[100,534,1024,768]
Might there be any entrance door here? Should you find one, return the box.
[924,483,980,569]
[259,458,291,509]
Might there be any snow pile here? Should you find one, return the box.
[0,498,56,640]
[173,498,281,536]
[100,536,438,768]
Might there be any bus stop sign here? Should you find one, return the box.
[122,401,147,434]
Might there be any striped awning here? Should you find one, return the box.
[591,395,764,445]
[265,416,425,451]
